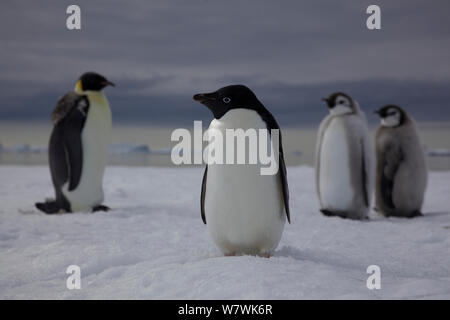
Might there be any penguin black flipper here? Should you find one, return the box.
[380,143,403,210]
[63,106,87,191]
[380,174,395,211]
[52,93,89,191]
[46,123,70,212]
[259,109,291,223]
[361,139,369,207]
[278,148,290,223]
[44,93,89,212]
[200,165,208,224]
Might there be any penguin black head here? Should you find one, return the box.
[75,72,115,92]
[374,105,405,127]
[321,92,357,116]
[193,85,264,119]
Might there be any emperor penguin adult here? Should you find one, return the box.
[374,105,427,218]
[35,72,114,214]
[193,85,290,257]
[315,92,374,220]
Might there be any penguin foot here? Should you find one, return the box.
[35,201,62,214]
[407,211,423,218]
[320,209,348,219]
[224,252,235,257]
[92,205,110,212]
[320,209,334,216]
[258,252,271,258]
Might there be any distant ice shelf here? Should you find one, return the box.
[109,143,171,155]
[0,144,47,154]
[1,143,450,158]
[427,149,450,157]
[0,143,172,155]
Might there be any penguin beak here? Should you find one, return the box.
[193,92,216,103]
[101,81,115,88]
[374,109,381,115]
[322,97,333,109]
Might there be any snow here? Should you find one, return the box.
[0,165,449,299]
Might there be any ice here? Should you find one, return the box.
[0,144,47,154]
[427,149,450,157]
[0,143,172,156]
[110,143,151,155]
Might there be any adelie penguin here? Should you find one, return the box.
[374,105,428,218]
[315,92,374,220]
[35,72,114,214]
[193,85,290,257]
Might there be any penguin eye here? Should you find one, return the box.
[223,97,231,104]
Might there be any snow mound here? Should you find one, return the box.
[0,166,449,299]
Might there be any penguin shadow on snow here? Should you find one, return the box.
[367,210,450,232]
[105,204,196,219]
[371,209,449,220]
[320,209,372,221]
[18,208,38,215]
[272,246,304,260]
[419,211,450,218]
[21,203,112,215]
[408,211,450,230]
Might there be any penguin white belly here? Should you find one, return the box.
[319,118,353,211]
[204,109,285,255]
[63,92,112,211]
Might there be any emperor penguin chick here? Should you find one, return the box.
[374,105,427,218]
[315,92,374,220]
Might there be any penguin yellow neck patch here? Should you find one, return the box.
[75,80,83,93]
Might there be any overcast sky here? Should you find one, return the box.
[1,0,450,125]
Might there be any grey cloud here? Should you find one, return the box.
[2,78,449,128]
[0,0,449,123]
